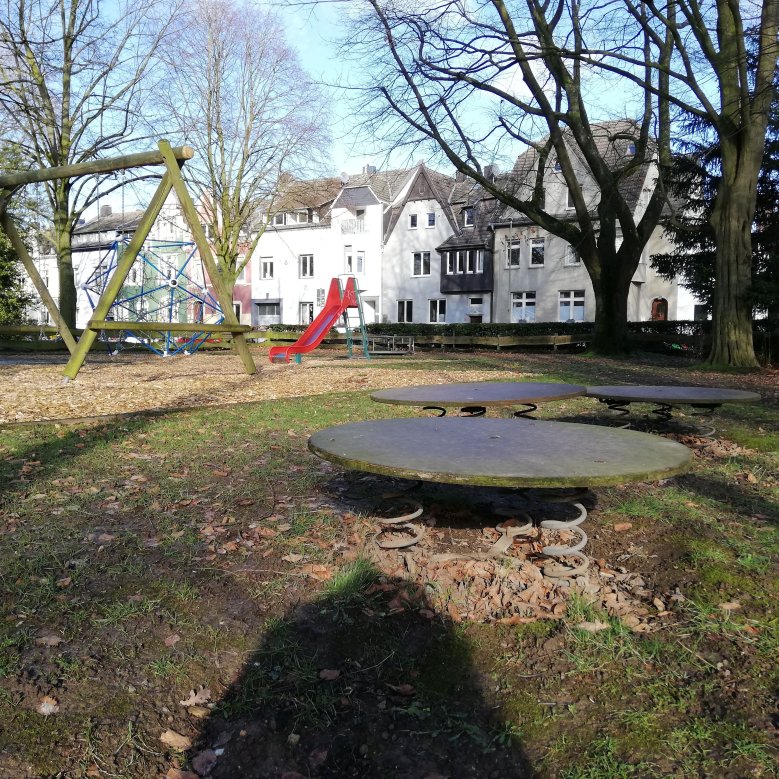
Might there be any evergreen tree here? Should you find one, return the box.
[653,84,779,321]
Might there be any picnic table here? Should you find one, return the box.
[309,417,692,573]
[371,381,585,417]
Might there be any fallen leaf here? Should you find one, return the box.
[719,601,742,612]
[36,695,59,716]
[613,522,633,532]
[191,749,218,775]
[164,634,181,647]
[180,685,211,707]
[55,577,72,589]
[386,683,415,696]
[34,632,65,647]
[319,668,340,681]
[187,705,210,719]
[166,770,199,779]
[160,729,192,751]
[576,621,611,633]
[276,523,292,532]
[282,553,304,564]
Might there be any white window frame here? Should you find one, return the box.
[261,258,274,279]
[564,245,581,266]
[409,213,418,229]
[529,238,545,267]
[429,298,446,323]
[469,296,483,306]
[356,250,365,273]
[274,213,285,226]
[412,251,431,277]
[299,254,314,278]
[507,240,521,268]
[427,212,436,227]
[456,250,465,274]
[300,301,314,324]
[397,299,413,323]
[463,207,474,227]
[512,291,536,323]
[559,289,585,322]
[566,188,576,210]
[446,252,455,274]
[467,249,482,273]
[344,245,353,274]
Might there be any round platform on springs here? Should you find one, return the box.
[371,381,585,408]
[586,385,761,406]
[308,417,692,489]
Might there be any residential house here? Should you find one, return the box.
[250,164,458,327]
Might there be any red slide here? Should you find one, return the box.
[268,277,359,363]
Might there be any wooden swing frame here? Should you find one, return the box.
[0,139,256,380]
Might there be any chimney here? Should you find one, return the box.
[100,204,112,217]
[363,165,377,175]
[484,164,499,181]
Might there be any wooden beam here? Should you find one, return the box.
[0,207,78,353]
[0,145,194,191]
[87,320,252,333]
[62,174,175,381]
[157,140,256,376]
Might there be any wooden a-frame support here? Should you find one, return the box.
[0,140,256,381]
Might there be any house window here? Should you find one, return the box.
[344,245,353,274]
[256,302,280,317]
[412,251,431,276]
[529,238,545,266]
[398,299,413,323]
[427,212,435,227]
[274,213,285,225]
[409,213,418,229]
[129,266,138,284]
[463,207,474,226]
[299,254,314,278]
[300,301,314,324]
[512,291,536,323]
[554,161,562,171]
[261,259,274,279]
[429,298,446,323]
[559,289,585,322]
[236,257,247,282]
[297,210,309,224]
[564,245,581,266]
[627,142,637,156]
[456,250,465,274]
[566,188,576,209]
[317,288,325,307]
[467,249,482,273]
[234,303,242,320]
[507,240,521,267]
[446,252,455,274]
[356,251,365,273]
[469,297,483,306]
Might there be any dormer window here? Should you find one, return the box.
[463,207,474,227]
[274,213,285,226]
[627,142,637,156]
[554,161,562,172]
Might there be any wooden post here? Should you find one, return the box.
[0,206,78,354]
[0,147,194,192]
[157,140,256,376]
[62,173,175,381]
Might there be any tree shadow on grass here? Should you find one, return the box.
[187,559,535,779]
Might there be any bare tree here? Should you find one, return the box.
[603,0,778,366]
[335,0,674,355]
[0,0,175,328]
[160,0,331,295]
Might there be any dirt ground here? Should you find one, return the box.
[1,346,776,425]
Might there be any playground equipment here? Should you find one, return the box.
[0,140,256,380]
[269,276,370,363]
[82,239,224,357]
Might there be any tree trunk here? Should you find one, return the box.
[706,153,760,368]
[54,218,76,330]
[591,271,631,355]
